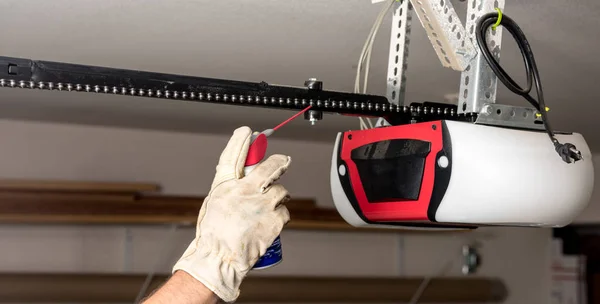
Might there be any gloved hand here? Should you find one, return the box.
[172,126,291,302]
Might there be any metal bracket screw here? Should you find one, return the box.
[483,105,493,115]
[304,78,323,91]
[304,110,323,126]
[304,78,324,125]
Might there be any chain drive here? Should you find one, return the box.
[0,78,458,119]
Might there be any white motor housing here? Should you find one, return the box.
[330,120,594,229]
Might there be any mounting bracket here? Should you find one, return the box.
[458,0,505,114]
[410,0,477,71]
[386,0,413,106]
[475,103,545,130]
[385,0,506,117]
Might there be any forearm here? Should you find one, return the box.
[142,271,219,304]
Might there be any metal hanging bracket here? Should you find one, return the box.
[475,103,545,130]
[384,0,505,118]
[386,0,413,106]
[409,0,478,71]
[458,0,505,114]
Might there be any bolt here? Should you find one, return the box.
[304,78,323,91]
[483,105,493,115]
[304,110,323,125]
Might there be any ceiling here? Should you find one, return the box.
[0,0,599,149]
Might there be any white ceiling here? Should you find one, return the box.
[0,0,598,149]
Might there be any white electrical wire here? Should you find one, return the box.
[359,117,369,130]
[134,224,180,303]
[355,1,392,94]
[362,4,391,95]
[364,2,393,129]
[355,0,396,130]
[354,0,392,93]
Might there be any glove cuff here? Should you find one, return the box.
[172,252,243,302]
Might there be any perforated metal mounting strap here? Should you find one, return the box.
[458,0,505,114]
[386,0,413,106]
[410,0,477,71]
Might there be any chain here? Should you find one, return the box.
[0,78,457,119]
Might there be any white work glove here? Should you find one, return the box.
[172,126,291,302]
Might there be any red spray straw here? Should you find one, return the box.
[272,106,313,131]
[244,106,314,167]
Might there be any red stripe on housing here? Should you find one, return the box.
[340,122,443,222]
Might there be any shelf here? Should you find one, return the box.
[0,189,323,226]
[0,273,507,303]
[0,179,359,231]
[0,179,160,194]
[0,179,463,233]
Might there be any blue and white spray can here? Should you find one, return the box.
[243,129,282,270]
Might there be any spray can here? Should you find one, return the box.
[242,105,312,269]
[243,129,283,270]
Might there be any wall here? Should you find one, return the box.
[574,154,600,223]
[0,119,555,303]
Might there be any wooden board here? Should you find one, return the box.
[0,180,465,233]
[0,179,160,194]
[0,273,508,303]
[0,190,360,230]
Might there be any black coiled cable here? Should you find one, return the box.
[475,12,582,163]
